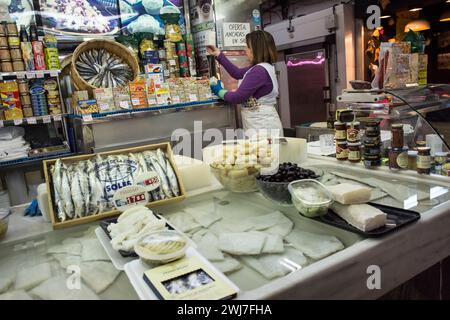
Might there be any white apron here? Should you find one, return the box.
[238,63,284,138]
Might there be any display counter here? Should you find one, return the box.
[1,155,449,300]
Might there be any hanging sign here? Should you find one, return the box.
[222,23,250,47]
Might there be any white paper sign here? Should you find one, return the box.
[119,101,130,109]
[27,117,37,124]
[82,114,93,122]
[135,171,161,192]
[36,71,44,78]
[14,119,23,125]
[26,72,35,79]
[223,22,250,47]
[99,103,109,111]
[43,115,51,123]
[189,94,198,102]
[113,185,149,211]
[53,114,62,121]
[131,98,141,106]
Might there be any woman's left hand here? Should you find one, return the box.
[210,79,224,95]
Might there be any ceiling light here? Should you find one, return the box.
[404,19,430,32]
[409,8,422,12]
[380,15,391,19]
[440,11,450,22]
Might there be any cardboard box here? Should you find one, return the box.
[43,142,186,229]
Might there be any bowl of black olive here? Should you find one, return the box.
[256,163,322,206]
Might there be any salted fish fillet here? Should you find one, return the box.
[0,275,14,294]
[0,290,33,300]
[241,247,308,280]
[264,214,294,237]
[285,231,344,260]
[29,276,99,300]
[196,232,224,261]
[241,211,287,231]
[254,232,284,254]
[51,253,81,269]
[185,208,222,228]
[80,261,121,294]
[14,262,53,291]
[164,211,201,233]
[213,255,242,274]
[81,239,110,262]
[219,232,266,255]
[47,240,81,256]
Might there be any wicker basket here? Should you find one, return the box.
[70,39,139,94]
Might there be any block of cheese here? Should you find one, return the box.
[331,203,387,232]
[326,183,372,204]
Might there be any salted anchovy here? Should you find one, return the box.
[51,160,66,222]
[165,156,180,197]
[61,164,74,219]
[146,151,173,198]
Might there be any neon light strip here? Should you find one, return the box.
[287,57,325,67]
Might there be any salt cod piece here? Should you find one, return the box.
[219,232,266,255]
[81,238,110,262]
[0,275,14,294]
[331,203,387,232]
[255,232,284,254]
[326,183,372,205]
[80,261,120,294]
[14,262,52,291]
[164,211,201,233]
[213,255,242,274]
[29,276,99,300]
[197,233,224,261]
[0,290,33,300]
[285,231,344,260]
[241,247,308,280]
[51,253,81,269]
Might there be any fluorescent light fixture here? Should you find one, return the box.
[381,15,391,19]
[404,19,430,32]
[409,8,422,12]
[440,10,450,22]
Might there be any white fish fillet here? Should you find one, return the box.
[264,215,294,237]
[80,261,120,293]
[164,211,201,233]
[241,247,308,280]
[197,233,224,261]
[185,208,222,228]
[0,290,33,300]
[219,232,266,255]
[243,211,286,231]
[14,262,53,291]
[81,239,110,262]
[47,239,81,256]
[191,228,208,243]
[0,275,14,294]
[51,253,82,269]
[213,255,242,274]
[285,231,344,260]
[29,276,99,300]
[253,232,284,254]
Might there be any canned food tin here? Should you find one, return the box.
[0,47,10,61]
[44,79,58,91]
[22,107,33,117]
[0,23,5,36]
[6,22,18,35]
[0,37,8,47]
[10,48,22,60]
[1,61,13,72]
[17,80,29,93]
[364,119,381,137]
[20,94,31,105]
[7,36,20,48]
[12,59,25,71]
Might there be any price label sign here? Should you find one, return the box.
[119,101,130,109]
[26,72,35,79]
[82,114,93,122]
[36,71,44,78]
[113,185,149,211]
[13,119,23,125]
[50,70,59,77]
[27,117,37,124]
[131,98,141,106]
[43,115,51,123]
[16,72,25,79]
[189,94,198,102]
[53,114,62,121]
[99,103,109,111]
[135,171,161,192]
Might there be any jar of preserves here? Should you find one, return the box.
[334,121,346,140]
[346,121,360,142]
[336,140,348,161]
[417,147,431,174]
[388,147,408,170]
[348,142,361,163]
[415,140,426,149]
[434,152,448,175]
[364,119,381,137]
[408,150,418,171]
[391,123,404,149]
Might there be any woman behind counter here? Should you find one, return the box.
[207,30,284,137]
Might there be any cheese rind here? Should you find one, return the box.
[331,203,387,232]
[326,183,372,204]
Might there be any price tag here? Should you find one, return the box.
[16,72,25,79]
[135,171,161,192]
[172,96,181,104]
[113,185,149,211]
[14,119,23,125]
[26,72,35,79]
[189,94,198,102]
[163,70,170,77]
[119,101,130,109]
[50,70,59,77]
[36,71,44,78]
[131,98,141,106]
[43,115,51,123]
[53,114,62,121]
[99,103,109,111]
[27,117,37,124]
[82,114,93,122]
[169,59,177,66]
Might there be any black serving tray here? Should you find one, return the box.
[99,212,175,258]
[313,203,420,238]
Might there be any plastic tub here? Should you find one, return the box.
[134,230,188,265]
[288,179,334,218]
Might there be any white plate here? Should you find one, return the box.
[123,246,240,300]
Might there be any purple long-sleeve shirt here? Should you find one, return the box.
[216,52,273,104]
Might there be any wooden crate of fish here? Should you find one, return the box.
[43,142,186,229]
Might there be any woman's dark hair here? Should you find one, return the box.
[245,30,278,65]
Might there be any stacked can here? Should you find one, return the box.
[44,78,61,115]
[17,80,33,117]
[347,121,361,163]
[362,119,381,168]
[0,23,12,72]
[185,34,197,77]
[388,124,408,170]
[334,121,347,160]
[30,79,49,116]
[176,41,189,77]
[43,34,60,70]
[0,21,25,72]
[164,39,179,78]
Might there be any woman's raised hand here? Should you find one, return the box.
[206,45,221,57]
